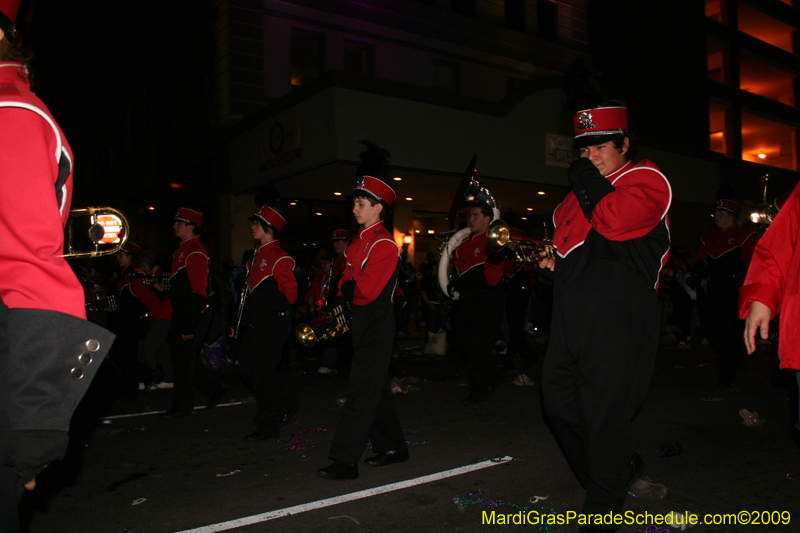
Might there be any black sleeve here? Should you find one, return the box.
[568,157,615,220]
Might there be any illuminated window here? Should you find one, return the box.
[344,39,375,77]
[738,1,797,55]
[709,101,732,157]
[741,111,799,171]
[740,51,797,107]
[705,0,727,24]
[707,38,730,84]
[291,28,325,87]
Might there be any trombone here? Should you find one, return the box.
[486,219,554,263]
[64,207,130,258]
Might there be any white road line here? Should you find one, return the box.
[99,402,243,420]
[174,456,514,533]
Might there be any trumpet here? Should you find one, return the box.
[486,219,554,263]
[85,294,117,313]
[65,206,130,258]
[295,303,352,347]
[128,272,171,290]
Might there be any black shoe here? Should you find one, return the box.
[206,383,230,410]
[159,408,193,419]
[279,402,299,428]
[317,460,358,480]
[364,448,409,467]
[627,452,645,491]
[243,427,279,441]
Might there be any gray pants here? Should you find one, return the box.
[139,319,173,382]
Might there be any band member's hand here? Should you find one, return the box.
[744,301,771,354]
[538,252,555,271]
[152,282,164,291]
[24,479,36,491]
[228,327,236,339]
[568,157,599,187]
[181,334,194,341]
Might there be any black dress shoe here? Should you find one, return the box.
[243,427,279,441]
[627,452,645,491]
[279,403,299,428]
[206,383,230,409]
[159,409,193,419]
[364,448,409,467]
[317,460,358,480]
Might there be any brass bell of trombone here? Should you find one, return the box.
[64,206,130,258]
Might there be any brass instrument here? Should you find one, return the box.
[295,303,352,348]
[64,206,130,258]
[128,272,171,290]
[486,219,554,262]
[86,294,117,313]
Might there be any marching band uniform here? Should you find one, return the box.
[540,104,671,528]
[450,226,505,402]
[130,263,174,386]
[695,198,759,387]
[319,176,407,479]
[162,208,226,418]
[0,33,114,531]
[502,230,537,370]
[236,206,298,440]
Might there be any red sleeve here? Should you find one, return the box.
[592,167,672,242]
[185,252,208,297]
[739,184,800,318]
[274,256,297,305]
[0,107,85,318]
[131,277,158,311]
[354,240,399,305]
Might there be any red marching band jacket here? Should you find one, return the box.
[130,266,173,321]
[552,159,672,290]
[247,240,297,305]
[452,229,505,290]
[305,253,346,320]
[339,221,400,306]
[0,62,85,318]
[170,235,210,297]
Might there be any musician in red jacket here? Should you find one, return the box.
[317,176,407,480]
[695,193,759,387]
[538,103,671,530]
[161,208,227,418]
[231,205,299,441]
[0,5,114,530]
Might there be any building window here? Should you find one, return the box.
[741,111,799,171]
[707,38,730,84]
[705,0,727,25]
[343,39,375,77]
[740,51,798,107]
[737,1,797,55]
[452,0,475,17]
[291,28,325,87]
[538,0,558,42]
[433,59,458,92]
[505,0,525,32]
[709,101,733,157]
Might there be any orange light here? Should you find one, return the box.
[526,207,533,211]
[334,192,342,196]
[393,177,402,181]
[315,212,323,216]
[537,191,545,195]
[147,206,155,211]
[289,202,297,206]
[403,234,412,244]
[405,197,413,201]
[758,153,767,159]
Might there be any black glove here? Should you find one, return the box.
[568,157,615,220]
[341,280,356,304]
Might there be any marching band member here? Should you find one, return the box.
[501,228,537,371]
[538,101,671,532]
[161,208,227,418]
[449,203,506,404]
[230,205,299,441]
[0,3,114,529]
[317,176,407,480]
[695,191,759,388]
[306,229,351,375]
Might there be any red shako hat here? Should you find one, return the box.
[0,0,21,24]
[332,229,351,240]
[352,176,396,207]
[249,205,287,232]
[174,207,203,225]
[121,242,142,256]
[715,198,741,214]
[573,106,628,141]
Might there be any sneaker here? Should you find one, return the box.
[150,382,174,390]
[138,382,146,391]
[317,367,337,375]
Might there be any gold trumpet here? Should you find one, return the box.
[296,304,352,347]
[486,219,554,263]
[128,272,171,290]
[65,207,130,258]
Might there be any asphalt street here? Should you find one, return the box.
[18,329,800,533]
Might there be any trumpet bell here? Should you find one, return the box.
[296,324,318,348]
[486,219,509,253]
